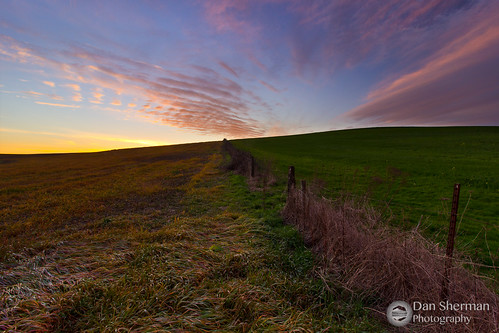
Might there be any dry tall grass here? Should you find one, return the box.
[283,188,499,332]
[2,144,385,331]
[222,139,254,176]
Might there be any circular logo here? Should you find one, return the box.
[387,301,413,327]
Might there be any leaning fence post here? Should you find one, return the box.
[287,166,295,194]
[441,183,461,300]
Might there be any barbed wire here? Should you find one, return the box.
[223,141,498,274]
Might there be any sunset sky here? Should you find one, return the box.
[1,0,498,153]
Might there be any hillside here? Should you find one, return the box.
[0,142,384,331]
[233,127,499,272]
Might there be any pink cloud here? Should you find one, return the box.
[35,101,79,108]
[287,0,480,77]
[218,61,239,78]
[64,83,81,91]
[341,2,499,126]
[203,0,254,36]
[72,93,83,102]
[23,90,63,101]
[90,89,104,104]
[1,31,268,137]
[259,80,280,93]
[247,52,268,73]
[25,90,43,96]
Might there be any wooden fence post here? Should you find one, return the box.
[441,183,461,300]
[287,166,295,194]
[250,156,255,178]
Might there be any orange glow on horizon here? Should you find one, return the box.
[0,128,170,154]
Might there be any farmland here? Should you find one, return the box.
[0,142,384,331]
[1,126,497,331]
[233,127,499,272]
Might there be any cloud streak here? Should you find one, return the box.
[287,0,477,77]
[341,1,499,126]
[2,0,498,144]
[0,34,266,137]
[8,90,64,101]
[199,0,499,128]
[72,93,83,102]
[259,80,280,93]
[35,101,80,108]
[64,83,80,91]
[218,60,239,78]
[202,0,259,40]
[90,89,104,104]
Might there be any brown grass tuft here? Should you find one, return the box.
[283,188,499,332]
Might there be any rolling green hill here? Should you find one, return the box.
[233,127,499,270]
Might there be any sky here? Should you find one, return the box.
[1,0,498,153]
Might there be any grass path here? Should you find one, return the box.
[1,145,385,331]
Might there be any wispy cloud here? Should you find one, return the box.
[302,2,460,71]
[5,0,494,138]
[202,0,259,39]
[90,89,104,104]
[64,83,80,91]
[218,60,239,77]
[259,80,280,93]
[1,35,266,137]
[20,90,63,100]
[72,93,83,102]
[341,1,499,126]
[35,101,80,108]
[25,90,43,96]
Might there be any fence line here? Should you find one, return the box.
[222,140,497,269]
[283,170,498,332]
[287,174,499,236]
[222,140,499,332]
[222,139,256,178]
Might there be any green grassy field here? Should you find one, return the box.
[0,143,385,331]
[233,127,499,272]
